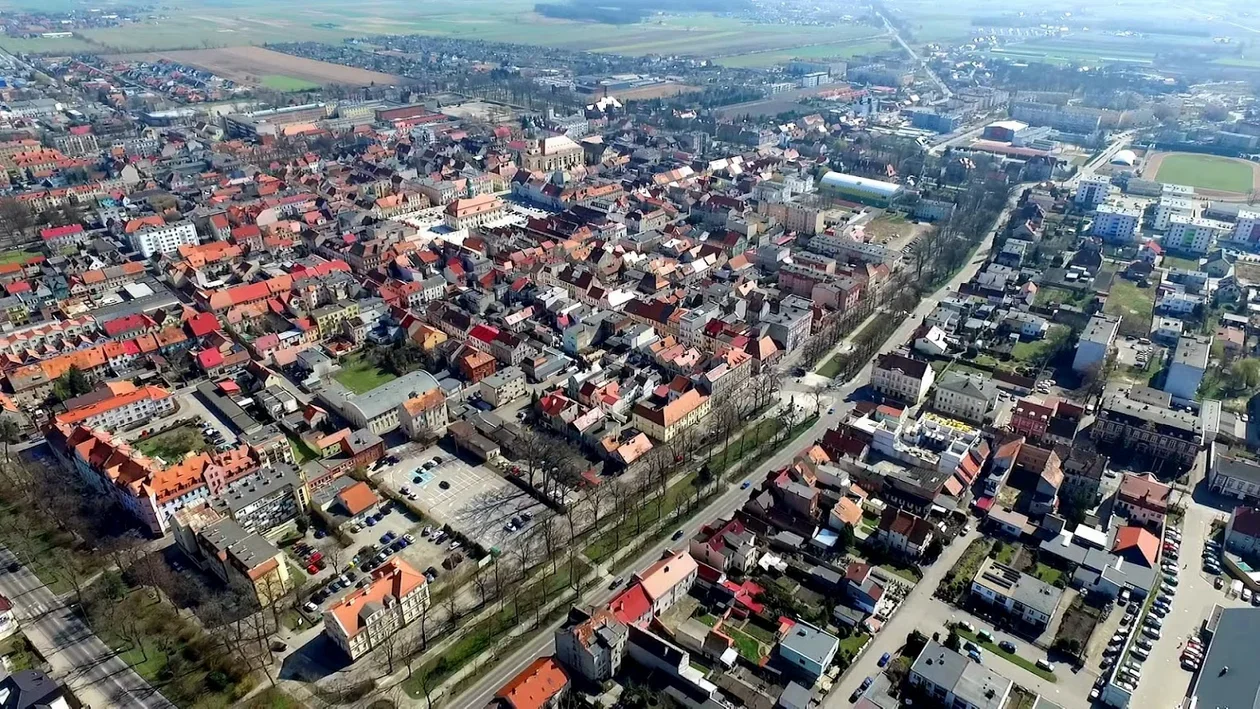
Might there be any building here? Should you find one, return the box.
[818,171,903,206]
[444,194,506,230]
[1092,385,1209,469]
[1091,203,1141,243]
[334,480,380,522]
[554,607,628,683]
[631,389,710,443]
[1166,215,1232,254]
[1115,472,1171,526]
[519,136,584,172]
[319,369,442,435]
[970,557,1063,630]
[1074,175,1113,209]
[493,656,569,709]
[688,518,759,573]
[876,507,934,559]
[53,383,175,432]
[398,389,448,441]
[775,620,839,683]
[635,550,698,616]
[193,517,293,606]
[870,352,935,404]
[1225,506,1260,556]
[1164,335,1210,401]
[1151,196,1195,231]
[1073,315,1119,374]
[909,641,1013,709]
[0,669,72,709]
[323,558,430,661]
[982,120,1029,142]
[479,366,527,407]
[1233,209,1260,245]
[932,370,997,424]
[217,463,305,537]
[1189,607,1260,709]
[1209,445,1260,504]
[0,593,13,642]
[127,219,199,258]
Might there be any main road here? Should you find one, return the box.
[447,185,1021,709]
[0,547,175,709]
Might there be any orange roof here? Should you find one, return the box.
[325,558,427,639]
[833,498,863,527]
[54,385,170,426]
[636,550,697,602]
[336,480,378,516]
[402,389,444,416]
[496,657,569,709]
[1112,526,1159,566]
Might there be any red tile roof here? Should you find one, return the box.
[496,657,568,709]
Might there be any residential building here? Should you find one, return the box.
[323,558,430,661]
[398,389,448,440]
[1074,175,1113,209]
[0,594,13,642]
[217,464,305,537]
[870,352,935,404]
[1209,445,1260,504]
[634,550,698,616]
[554,607,628,683]
[1151,196,1195,231]
[909,641,1013,709]
[319,369,442,435]
[493,657,569,709]
[932,370,997,424]
[480,366,527,407]
[876,507,934,559]
[1167,215,1232,254]
[1092,386,1209,469]
[1115,472,1171,527]
[194,517,293,606]
[970,557,1063,630]
[1091,202,1141,243]
[1164,335,1210,401]
[688,518,759,573]
[631,389,710,443]
[1073,314,1119,374]
[334,480,380,522]
[1225,506,1260,556]
[127,219,199,258]
[444,194,505,230]
[775,620,839,683]
[53,383,175,432]
[0,669,72,709]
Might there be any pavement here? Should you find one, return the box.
[447,183,1018,709]
[0,547,174,709]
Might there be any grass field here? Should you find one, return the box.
[135,425,210,462]
[1104,280,1156,338]
[333,354,396,394]
[714,39,893,68]
[958,629,1057,682]
[260,74,322,91]
[1156,153,1255,194]
[0,249,39,265]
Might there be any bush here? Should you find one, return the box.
[206,671,231,692]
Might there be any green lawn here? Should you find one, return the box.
[1162,255,1202,271]
[1033,286,1091,308]
[838,633,868,658]
[1031,563,1062,586]
[1011,325,1070,365]
[245,688,309,709]
[994,543,1017,566]
[740,621,776,644]
[879,563,922,582]
[724,626,764,661]
[714,39,892,67]
[817,354,846,378]
[287,434,319,463]
[261,75,321,92]
[0,249,39,265]
[958,629,1057,682]
[1104,280,1156,337]
[1156,153,1255,194]
[134,425,209,462]
[333,355,397,394]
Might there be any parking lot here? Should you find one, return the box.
[1115,336,1159,369]
[372,446,548,554]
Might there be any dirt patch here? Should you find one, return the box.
[613,82,701,101]
[108,46,405,87]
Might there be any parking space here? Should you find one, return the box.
[372,446,548,554]
[1114,336,1160,369]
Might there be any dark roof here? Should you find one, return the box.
[0,670,66,709]
[875,352,928,379]
[1192,608,1260,709]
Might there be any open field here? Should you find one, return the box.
[614,82,702,101]
[714,39,894,68]
[1148,152,1257,195]
[333,354,397,393]
[111,46,405,86]
[1104,279,1156,338]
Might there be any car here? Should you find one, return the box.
[608,577,624,590]
[1136,638,1153,651]
[1036,659,1055,672]
[1150,606,1168,617]
[1244,589,1253,603]
[308,551,323,563]
[741,481,751,490]
[1217,577,1226,589]
[303,601,318,612]
[878,652,891,668]
[504,522,517,533]
[1131,647,1148,661]
[313,529,327,539]
[1090,688,1100,701]
[404,534,416,543]
[521,511,533,521]
[956,621,976,634]
[366,517,378,527]
[1182,659,1200,671]
[449,541,462,551]
[978,630,994,643]
[968,649,982,663]
[671,529,685,541]
[860,677,873,691]
[306,563,319,574]
[421,526,433,537]
[828,407,835,415]
[380,532,396,545]
[433,456,444,464]
[1145,617,1164,630]
[438,480,451,490]
[1165,575,1180,587]
[999,640,1016,653]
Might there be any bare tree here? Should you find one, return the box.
[374,628,404,678]
[536,516,562,577]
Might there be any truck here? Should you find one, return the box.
[1232,579,1244,598]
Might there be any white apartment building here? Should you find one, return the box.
[129,221,199,258]
[53,385,176,432]
[1091,203,1141,243]
[323,559,430,660]
[1150,196,1195,231]
[1233,210,1260,246]
[1074,175,1113,209]
[806,232,897,265]
[870,352,935,404]
[1166,215,1232,254]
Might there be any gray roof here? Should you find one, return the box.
[911,641,1011,709]
[1172,335,1210,368]
[1215,453,1260,487]
[936,370,996,400]
[481,366,525,389]
[1080,314,1119,344]
[778,620,838,664]
[778,682,812,709]
[1191,607,1260,709]
[335,369,441,422]
[199,518,279,572]
[911,641,968,692]
[219,464,301,515]
[0,669,65,709]
[973,558,1063,618]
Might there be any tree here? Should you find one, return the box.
[0,197,32,233]
[1228,358,1260,392]
[52,366,92,402]
[924,538,944,562]
[944,628,962,651]
[0,418,18,461]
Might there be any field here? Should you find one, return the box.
[111,46,404,86]
[333,354,397,394]
[713,39,894,68]
[135,425,210,463]
[1104,280,1156,338]
[614,82,702,101]
[1149,152,1258,195]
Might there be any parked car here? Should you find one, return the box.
[999,640,1016,653]
[306,564,318,575]
[1037,659,1055,672]
[1216,577,1226,589]
[878,652,891,668]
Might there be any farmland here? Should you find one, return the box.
[110,47,405,87]
[714,39,894,68]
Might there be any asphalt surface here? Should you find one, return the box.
[448,186,1019,709]
[0,547,174,709]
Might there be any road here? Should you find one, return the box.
[877,12,951,100]
[0,547,174,709]
[448,183,1019,709]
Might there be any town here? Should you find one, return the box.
[0,4,1258,709]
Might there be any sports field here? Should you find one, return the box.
[261,75,322,92]
[1153,153,1256,194]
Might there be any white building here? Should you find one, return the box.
[1164,335,1210,401]
[932,370,996,424]
[870,352,935,404]
[1157,290,1204,316]
[1075,175,1113,209]
[1073,314,1119,374]
[1166,215,1232,254]
[479,366,527,407]
[53,384,176,433]
[128,220,199,258]
[1091,203,1141,243]
[1150,196,1195,231]
[1234,210,1260,246]
[323,559,430,661]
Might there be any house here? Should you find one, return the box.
[1164,335,1209,401]
[689,518,759,573]
[334,480,380,522]
[932,370,997,424]
[1115,472,1171,527]
[479,366,528,408]
[870,352,935,404]
[987,506,1029,538]
[1209,445,1260,504]
[0,669,72,709]
[554,607,628,683]
[0,593,13,642]
[322,558,430,660]
[843,562,885,614]
[631,388,710,443]
[969,557,1063,630]
[1092,386,1206,470]
[493,657,569,709]
[1073,315,1119,374]
[876,507,934,558]
[1111,526,1159,567]
[1225,506,1260,556]
[634,550,698,616]
[775,620,839,683]
[909,641,1013,709]
[193,517,294,607]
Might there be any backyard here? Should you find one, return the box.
[1053,594,1102,658]
[1103,279,1156,338]
[333,354,397,394]
[937,538,993,603]
[1010,325,1070,367]
[134,424,210,463]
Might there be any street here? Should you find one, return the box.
[448,183,1016,709]
[0,547,174,709]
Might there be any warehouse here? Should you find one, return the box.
[818,172,903,206]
